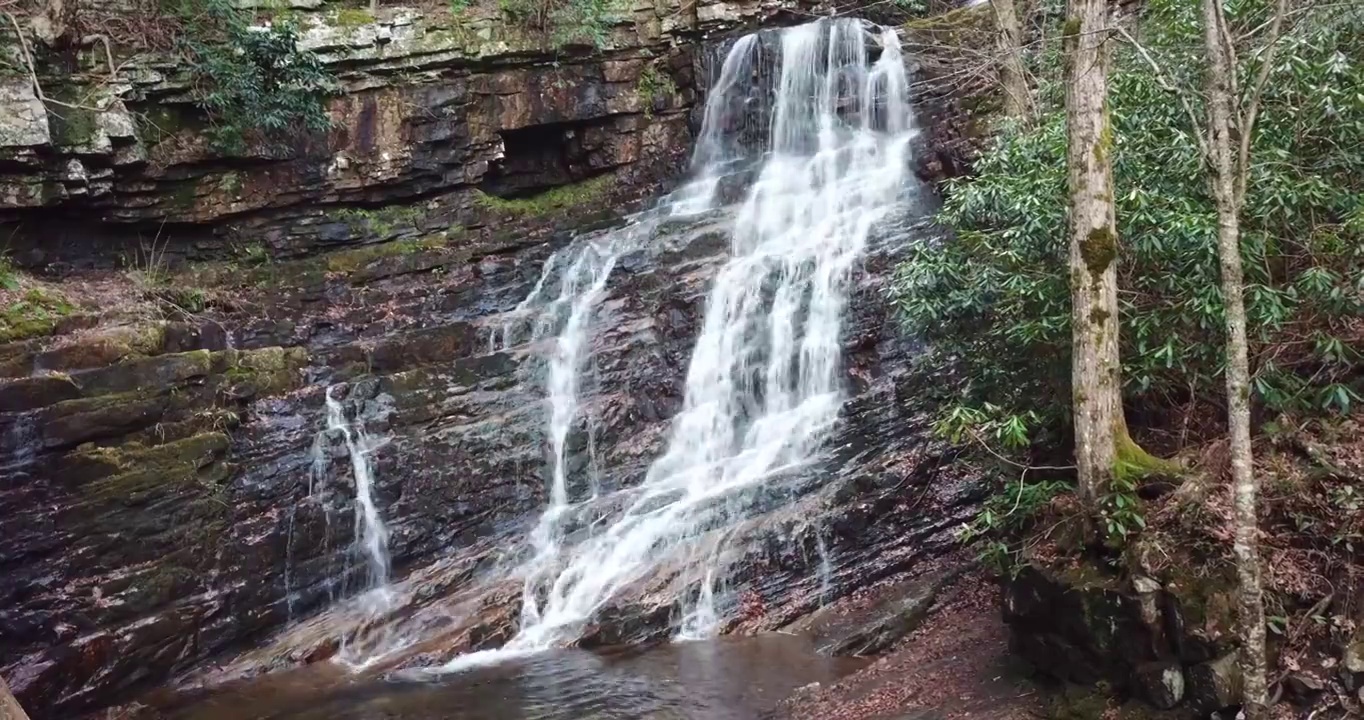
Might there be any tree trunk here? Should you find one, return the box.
[0,675,31,720]
[1201,0,1269,715]
[1063,0,1121,513]
[993,0,1033,120]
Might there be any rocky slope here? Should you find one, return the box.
[0,4,989,719]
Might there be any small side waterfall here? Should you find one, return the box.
[323,386,394,611]
[440,17,920,667]
[519,239,621,629]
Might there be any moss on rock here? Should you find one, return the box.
[1,287,75,343]
[74,432,231,506]
[212,345,309,398]
[475,175,613,218]
[36,322,168,371]
[324,235,447,273]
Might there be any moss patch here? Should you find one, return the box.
[636,63,677,117]
[46,85,100,148]
[333,205,426,239]
[324,236,448,273]
[1080,227,1117,280]
[1114,430,1183,483]
[475,175,613,218]
[212,346,309,398]
[78,432,231,499]
[329,7,376,28]
[36,322,168,372]
[1,288,75,343]
[1094,109,1114,163]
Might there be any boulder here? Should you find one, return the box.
[1133,660,1185,709]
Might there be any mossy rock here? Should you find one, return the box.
[373,352,517,411]
[211,346,309,399]
[327,6,376,29]
[1004,563,1153,685]
[324,235,449,274]
[77,432,232,504]
[1,287,75,344]
[40,389,171,450]
[62,433,234,572]
[474,175,613,218]
[73,349,213,397]
[0,373,81,412]
[35,323,168,372]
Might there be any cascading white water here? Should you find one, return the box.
[669,33,763,215]
[518,239,621,629]
[323,386,394,611]
[444,18,917,668]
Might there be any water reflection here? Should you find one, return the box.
[171,635,863,720]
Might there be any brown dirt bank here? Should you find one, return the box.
[776,571,1041,720]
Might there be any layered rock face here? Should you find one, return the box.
[0,0,804,264]
[0,6,984,720]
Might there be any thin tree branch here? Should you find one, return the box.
[966,428,1076,472]
[1113,25,1209,161]
[1235,0,1291,209]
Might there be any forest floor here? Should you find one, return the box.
[777,571,1044,720]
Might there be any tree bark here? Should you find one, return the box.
[1063,0,1121,513]
[1,675,31,720]
[1201,0,1271,715]
[993,0,1033,120]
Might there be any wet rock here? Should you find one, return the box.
[821,569,963,657]
[73,350,213,396]
[0,373,81,412]
[0,9,989,719]
[1003,564,1159,686]
[1186,653,1242,714]
[1004,560,1243,714]
[1282,670,1326,705]
[1133,661,1185,709]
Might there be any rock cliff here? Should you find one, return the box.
[0,4,986,719]
[0,0,812,264]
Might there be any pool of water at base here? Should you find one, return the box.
[166,634,867,720]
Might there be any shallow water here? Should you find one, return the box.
[169,635,865,720]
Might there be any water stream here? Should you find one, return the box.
[162,16,923,720]
[456,17,919,661]
[323,386,394,613]
[172,635,864,720]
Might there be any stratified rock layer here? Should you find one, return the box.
[0,0,810,265]
[0,5,989,719]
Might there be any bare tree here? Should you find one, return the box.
[1063,0,1122,514]
[992,0,1033,120]
[1200,0,1290,716]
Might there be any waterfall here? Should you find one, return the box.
[519,239,621,629]
[445,17,917,667]
[323,386,394,611]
